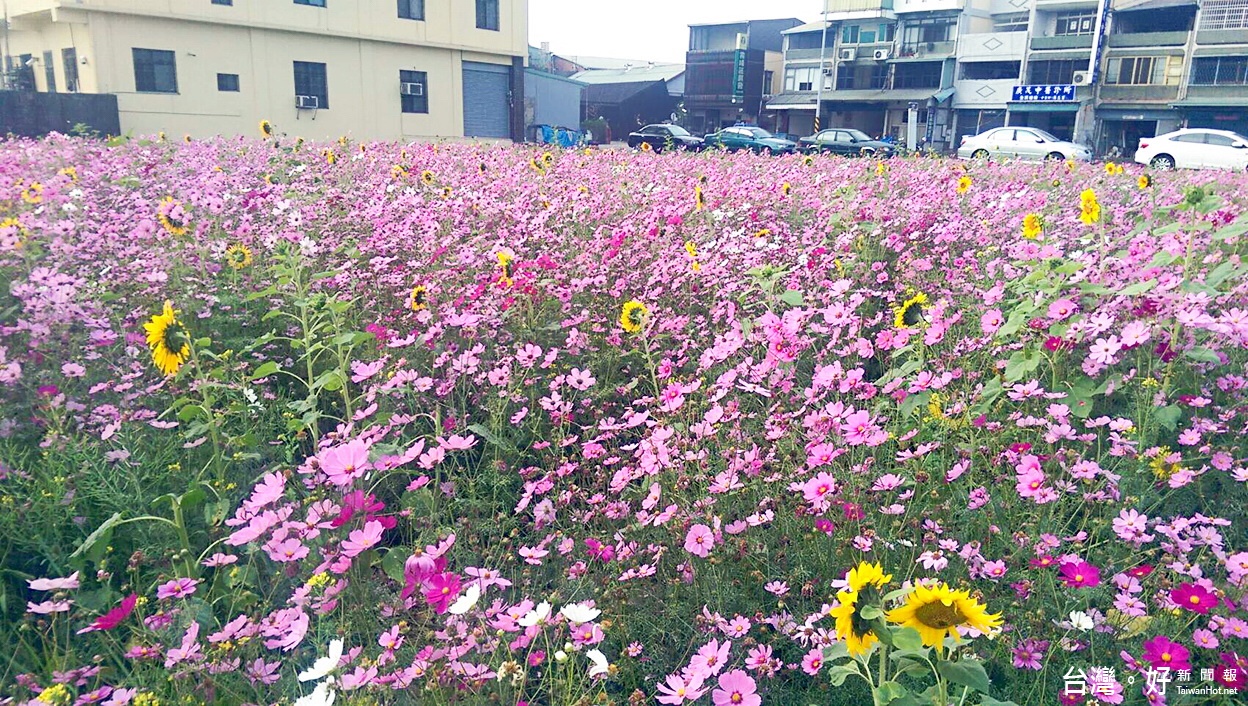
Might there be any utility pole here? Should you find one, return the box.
[814,12,828,133]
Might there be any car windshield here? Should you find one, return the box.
[746,128,775,139]
[666,125,691,137]
[1028,129,1061,143]
[845,129,872,141]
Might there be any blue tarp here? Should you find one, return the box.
[535,124,584,148]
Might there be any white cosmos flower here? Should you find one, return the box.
[518,600,551,627]
[559,602,601,625]
[587,649,609,677]
[294,678,336,706]
[298,639,344,682]
[448,583,481,615]
[1069,610,1094,632]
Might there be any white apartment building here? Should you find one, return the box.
[3,0,528,140]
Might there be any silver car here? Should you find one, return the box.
[957,127,1092,162]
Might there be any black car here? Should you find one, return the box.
[626,124,703,152]
[800,129,896,157]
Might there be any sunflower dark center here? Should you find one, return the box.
[902,302,925,326]
[915,600,965,629]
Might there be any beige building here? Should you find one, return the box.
[3,0,528,140]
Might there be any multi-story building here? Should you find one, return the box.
[1179,0,1248,138]
[950,2,1028,147]
[2,0,528,141]
[683,18,802,134]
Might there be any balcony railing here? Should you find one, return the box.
[1098,85,1181,102]
[898,41,956,57]
[1030,35,1095,50]
[825,0,895,12]
[1106,31,1189,48]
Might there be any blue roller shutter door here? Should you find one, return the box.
[462,61,510,138]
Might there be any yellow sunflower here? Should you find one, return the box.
[324,149,337,165]
[1,217,27,248]
[496,251,515,286]
[143,301,191,376]
[259,120,274,138]
[542,152,555,166]
[1150,447,1181,481]
[295,137,305,150]
[886,582,1003,649]
[21,181,44,204]
[530,157,547,175]
[479,162,488,175]
[157,196,190,236]
[1138,174,1152,189]
[183,134,192,143]
[956,176,972,194]
[158,132,167,143]
[846,561,893,592]
[442,186,453,199]
[225,244,253,270]
[59,166,79,183]
[803,155,814,167]
[392,164,409,180]
[409,284,429,311]
[640,141,653,153]
[694,185,705,212]
[421,170,435,186]
[781,182,792,198]
[893,292,929,329]
[619,299,649,334]
[1022,213,1043,240]
[830,562,893,656]
[1079,188,1100,225]
[876,161,887,176]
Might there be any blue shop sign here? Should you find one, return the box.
[1011,85,1076,102]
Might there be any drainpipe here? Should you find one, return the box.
[1080,0,1112,148]
[815,13,829,132]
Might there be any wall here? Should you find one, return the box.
[0,90,120,136]
[525,70,581,129]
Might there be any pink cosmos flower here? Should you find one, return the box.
[1141,635,1191,671]
[1058,561,1101,589]
[156,577,199,600]
[319,438,372,486]
[684,524,715,558]
[801,472,838,506]
[77,593,138,634]
[27,600,73,614]
[686,639,732,679]
[712,669,760,706]
[28,571,80,591]
[424,572,462,614]
[656,673,706,705]
[341,520,385,558]
[800,647,823,675]
[1047,298,1077,320]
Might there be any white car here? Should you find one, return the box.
[1134,129,1248,171]
[957,127,1092,162]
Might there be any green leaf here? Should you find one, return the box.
[875,681,910,706]
[891,627,924,652]
[1117,278,1157,296]
[1003,351,1041,383]
[979,696,1021,706]
[381,549,407,584]
[250,361,281,380]
[312,369,344,392]
[937,659,990,694]
[70,512,124,561]
[822,642,849,663]
[898,391,928,420]
[859,604,884,621]
[827,663,860,687]
[996,304,1035,339]
[467,423,508,450]
[1154,404,1182,431]
[1205,261,1242,288]
[1184,347,1221,364]
[778,289,804,307]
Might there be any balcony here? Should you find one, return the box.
[957,32,1026,60]
[952,78,1017,107]
[1106,31,1190,48]
[1098,85,1181,102]
[897,41,956,59]
[894,0,964,12]
[787,48,832,61]
[823,0,896,20]
[1030,35,1095,50]
[1195,29,1248,45]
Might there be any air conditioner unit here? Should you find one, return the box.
[838,48,857,62]
[1072,71,1090,86]
[823,67,836,75]
[873,49,890,61]
[295,95,319,109]
[400,82,424,96]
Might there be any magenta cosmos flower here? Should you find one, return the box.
[1058,561,1101,589]
[684,524,715,558]
[423,572,461,614]
[77,593,138,634]
[1171,583,1219,614]
[1141,635,1191,671]
[712,669,760,706]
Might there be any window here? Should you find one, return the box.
[399,69,428,113]
[786,31,826,51]
[841,23,895,45]
[1204,133,1238,147]
[893,61,942,88]
[217,73,240,91]
[835,70,856,90]
[62,48,78,91]
[1172,133,1206,143]
[869,64,889,89]
[43,51,56,92]
[133,48,177,93]
[211,0,233,5]
[1190,56,1248,85]
[1028,59,1081,84]
[1054,12,1097,36]
[294,61,328,108]
[294,0,326,7]
[993,13,1029,32]
[763,70,774,95]
[476,0,499,30]
[783,66,818,92]
[1199,0,1248,30]
[1105,56,1183,85]
[398,0,424,20]
[959,61,1020,80]
[901,18,955,52]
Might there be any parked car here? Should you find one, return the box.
[800,128,896,157]
[626,124,703,152]
[702,126,797,155]
[957,127,1092,162]
[1134,128,1248,171]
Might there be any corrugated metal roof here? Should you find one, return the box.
[570,64,686,85]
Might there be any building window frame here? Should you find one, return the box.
[1198,0,1248,31]
[1027,59,1080,85]
[294,0,327,7]
[399,69,429,113]
[211,0,233,5]
[783,66,818,92]
[293,60,329,109]
[1190,55,1248,85]
[1054,12,1097,36]
[1105,55,1183,85]
[398,0,424,20]
[476,0,500,31]
[43,50,56,92]
[217,73,240,91]
[62,47,79,91]
[132,48,178,93]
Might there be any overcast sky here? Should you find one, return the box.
[530,0,818,64]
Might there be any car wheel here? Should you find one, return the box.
[762,146,774,156]
[972,149,989,160]
[1150,154,1175,171]
[860,147,875,157]
[1045,152,1065,162]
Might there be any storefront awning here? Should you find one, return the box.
[933,87,955,103]
[1007,102,1081,113]
[1170,98,1248,109]
[822,88,950,104]
[766,93,819,110]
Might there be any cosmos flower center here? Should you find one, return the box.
[1191,596,1202,604]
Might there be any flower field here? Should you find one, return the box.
[1,132,1247,706]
